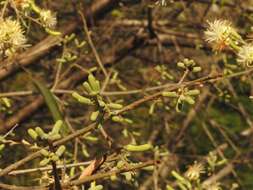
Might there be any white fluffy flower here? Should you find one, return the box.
[185,162,205,181]
[0,18,27,56]
[237,44,253,67]
[204,20,241,51]
[39,10,57,28]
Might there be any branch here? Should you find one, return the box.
[63,160,155,187]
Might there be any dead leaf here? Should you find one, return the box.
[78,155,106,180]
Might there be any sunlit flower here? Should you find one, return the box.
[155,0,169,6]
[185,162,205,181]
[237,44,253,67]
[14,0,31,10]
[39,10,57,28]
[204,20,241,51]
[0,18,27,57]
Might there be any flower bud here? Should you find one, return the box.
[177,62,186,68]
[162,91,178,97]
[192,67,202,73]
[107,103,123,109]
[48,134,61,141]
[51,120,63,134]
[40,158,50,166]
[88,74,100,92]
[185,89,200,96]
[112,116,124,123]
[35,127,47,139]
[185,96,195,105]
[90,111,99,121]
[72,92,93,105]
[56,145,66,157]
[40,149,50,157]
[124,144,153,152]
[28,129,38,140]
[83,82,93,94]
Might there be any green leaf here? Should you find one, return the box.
[32,79,69,135]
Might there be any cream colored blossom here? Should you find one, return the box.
[39,10,57,28]
[14,0,31,10]
[185,162,205,181]
[204,20,241,51]
[237,44,253,67]
[155,0,169,6]
[0,18,27,57]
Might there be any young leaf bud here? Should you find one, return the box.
[110,174,118,181]
[28,129,38,140]
[40,158,50,166]
[90,111,99,121]
[88,74,100,92]
[83,82,93,94]
[48,134,61,141]
[112,116,124,123]
[70,167,75,177]
[184,59,195,67]
[124,118,133,124]
[149,102,155,115]
[35,127,47,140]
[192,67,202,73]
[177,62,186,69]
[55,145,66,157]
[51,120,63,134]
[171,170,186,182]
[142,166,155,171]
[107,103,123,109]
[82,146,90,157]
[30,1,41,13]
[98,100,106,107]
[51,155,59,161]
[45,28,61,36]
[84,135,98,142]
[72,92,93,105]
[185,96,195,105]
[95,81,101,92]
[124,144,153,152]
[185,89,200,96]
[2,97,11,108]
[162,91,178,97]
[40,149,50,157]
[117,160,125,168]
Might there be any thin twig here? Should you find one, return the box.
[79,11,108,77]
[63,160,155,187]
